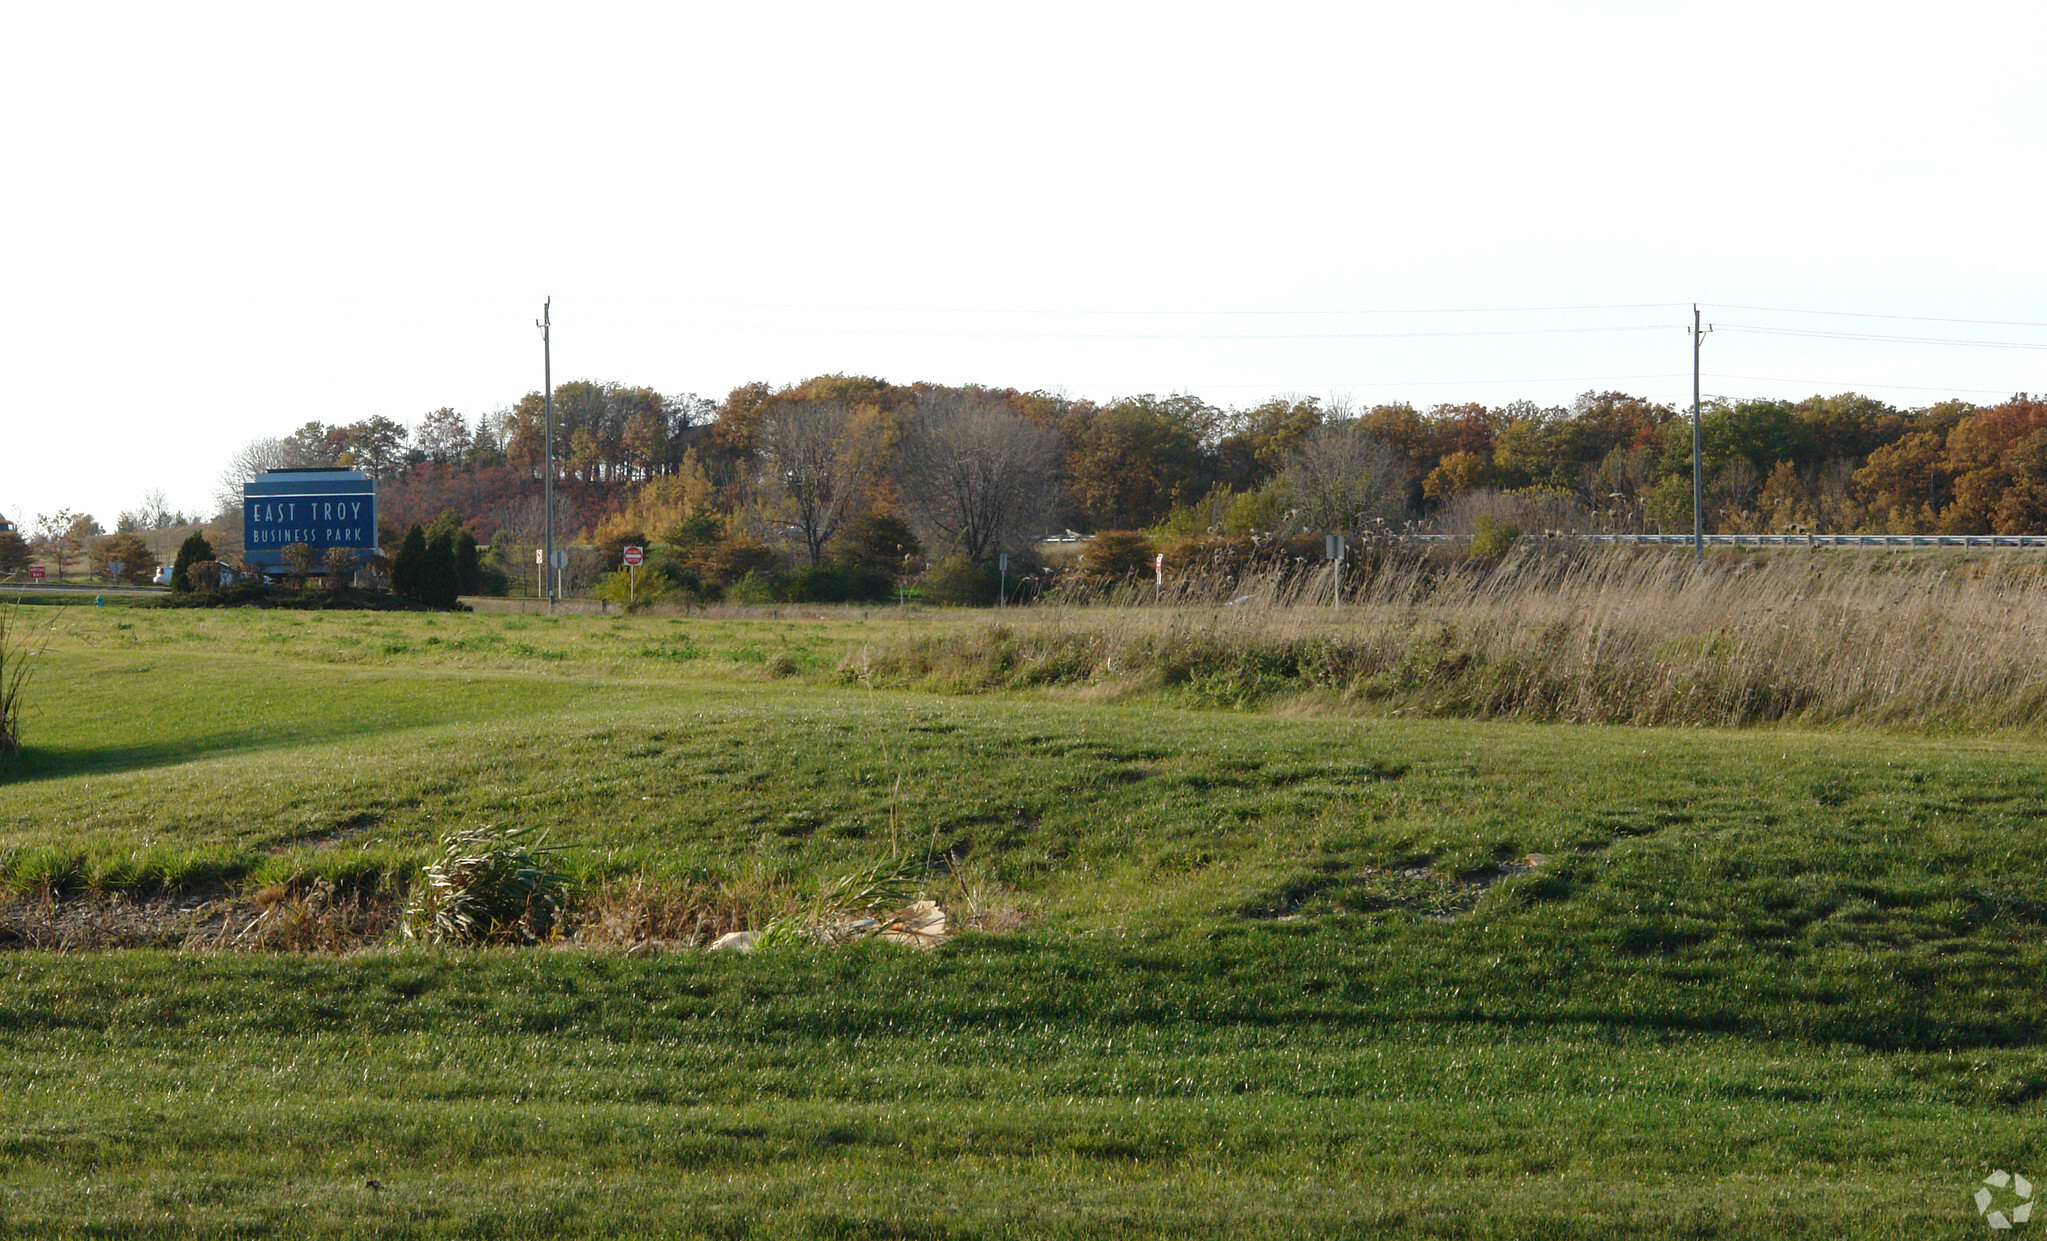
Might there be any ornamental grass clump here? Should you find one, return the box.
[0,603,46,760]
[759,856,930,948]
[404,826,566,945]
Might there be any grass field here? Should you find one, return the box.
[3,597,2046,1237]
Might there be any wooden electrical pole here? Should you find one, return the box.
[539,298,555,612]
[1690,305,1713,565]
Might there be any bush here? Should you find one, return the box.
[685,537,781,591]
[1470,514,1522,560]
[595,566,676,611]
[723,570,783,605]
[660,511,723,551]
[830,511,923,574]
[1078,530,1156,583]
[476,564,511,597]
[280,542,318,588]
[784,564,893,603]
[393,525,463,608]
[321,547,359,594]
[392,525,429,600]
[403,826,565,946]
[169,532,213,593]
[454,529,483,596]
[922,553,998,607]
[423,529,459,608]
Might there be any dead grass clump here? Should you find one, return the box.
[0,859,1031,956]
[560,876,767,953]
[224,878,400,952]
[0,890,199,950]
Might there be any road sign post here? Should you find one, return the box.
[27,566,45,583]
[1325,534,1346,612]
[535,548,545,599]
[623,546,643,601]
[550,549,569,600]
[998,553,1007,608]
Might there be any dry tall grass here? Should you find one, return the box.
[845,549,2047,732]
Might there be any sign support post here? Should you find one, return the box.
[1326,534,1346,613]
[623,546,644,602]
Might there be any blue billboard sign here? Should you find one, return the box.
[242,468,379,568]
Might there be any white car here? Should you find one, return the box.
[153,565,175,587]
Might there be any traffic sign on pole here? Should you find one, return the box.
[28,566,45,582]
[622,546,644,566]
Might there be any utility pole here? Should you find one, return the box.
[539,298,555,613]
[1689,304,1713,566]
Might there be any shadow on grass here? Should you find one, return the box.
[1,727,388,784]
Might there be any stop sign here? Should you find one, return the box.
[622,546,644,566]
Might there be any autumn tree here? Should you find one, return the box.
[1422,450,1490,501]
[1215,395,1323,489]
[0,530,31,575]
[1274,424,1407,534]
[415,407,470,464]
[1852,429,1948,531]
[1491,405,1581,494]
[1755,461,1807,531]
[830,510,923,575]
[1065,394,1216,530]
[330,416,410,479]
[90,532,157,585]
[32,510,98,580]
[896,387,1063,562]
[754,399,890,566]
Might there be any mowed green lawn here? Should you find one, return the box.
[2,606,2046,1238]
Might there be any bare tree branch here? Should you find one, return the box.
[896,389,1062,562]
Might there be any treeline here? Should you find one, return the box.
[200,377,2047,602]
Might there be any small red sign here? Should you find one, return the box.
[27,566,45,582]
[622,546,644,566]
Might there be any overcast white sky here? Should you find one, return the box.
[6,1,2046,529]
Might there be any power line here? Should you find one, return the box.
[1117,371,1690,391]
[1705,371,2027,397]
[664,322,1677,342]
[588,296,1691,318]
[1717,324,2047,351]
[1709,302,2047,330]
